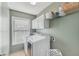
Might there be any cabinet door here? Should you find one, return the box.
[44,19,49,28]
[33,37,50,56]
[32,18,39,29]
[38,17,44,29]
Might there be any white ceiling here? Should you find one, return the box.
[8,2,53,15]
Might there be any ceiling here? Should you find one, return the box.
[8,2,53,15]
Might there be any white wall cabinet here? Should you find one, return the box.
[32,15,49,29]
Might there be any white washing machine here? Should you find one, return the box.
[24,34,50,56]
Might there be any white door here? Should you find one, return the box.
[0,2,10,55]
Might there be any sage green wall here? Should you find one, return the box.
[37,12,79,56]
